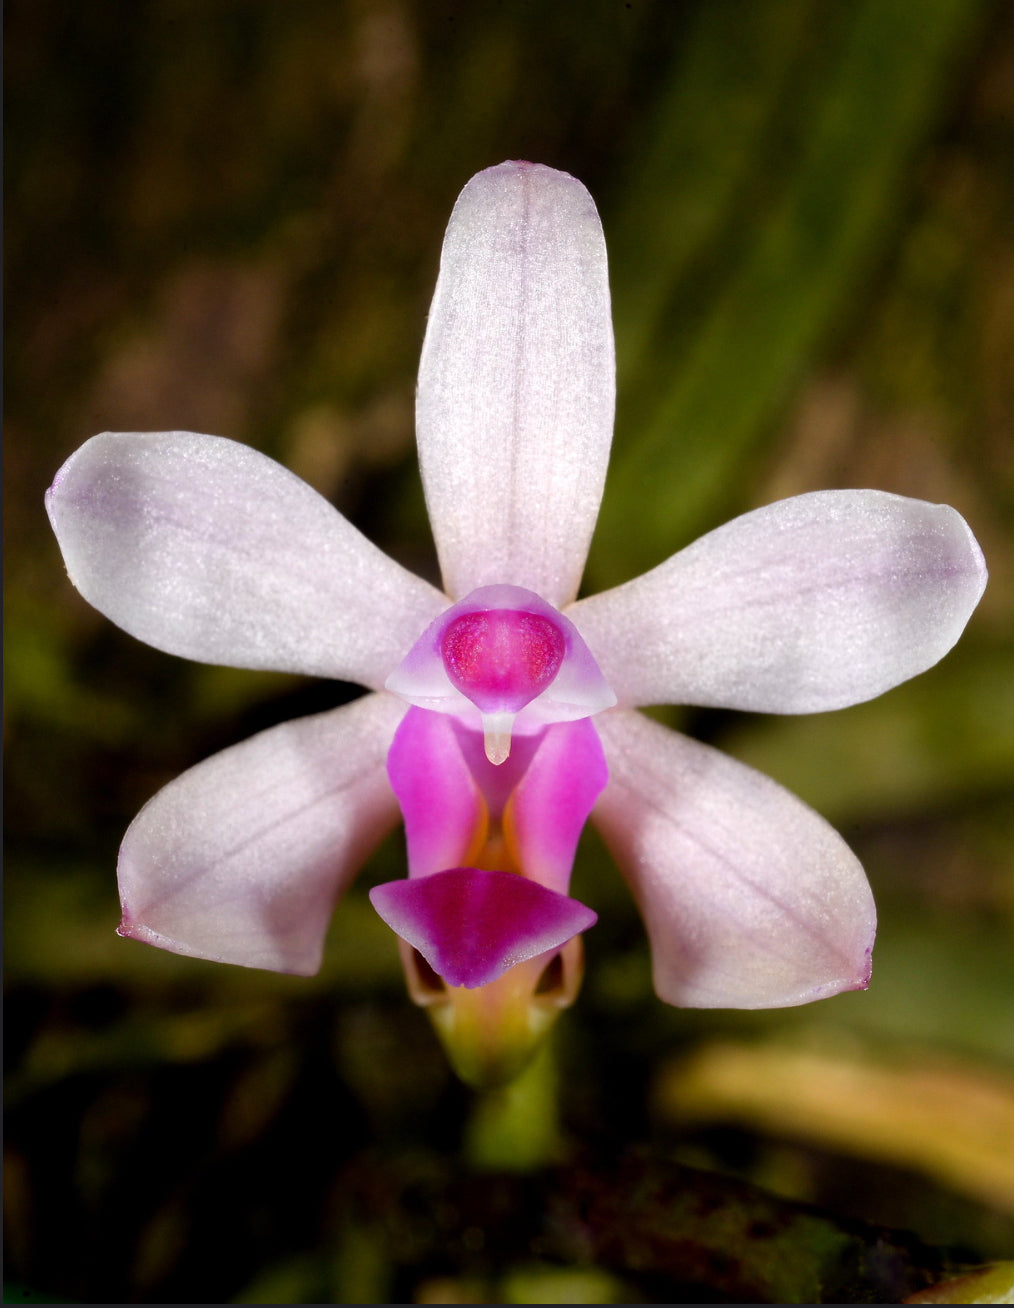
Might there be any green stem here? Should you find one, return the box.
[463,1036,561,1171]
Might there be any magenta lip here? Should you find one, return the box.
[369,866,597,989]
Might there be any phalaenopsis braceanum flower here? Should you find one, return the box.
[47,162,987,1085]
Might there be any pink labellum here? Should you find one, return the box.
[369,866,597,989]
[387,708,609,893]
[506,716,609,894]
[387,707,488,879]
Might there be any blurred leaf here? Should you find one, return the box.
[906,1261,1014,1304]
[654,1039,1014,1215]
[591,0,987,587]
[835,909,1014,1066]
[499,1264,633,1305]
[3,595,139,742]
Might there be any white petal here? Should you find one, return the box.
[593,709,876,1009]
[117,693,405,974]
[416,161,615,608]
[571,491,987,713]
[46,431,448,686]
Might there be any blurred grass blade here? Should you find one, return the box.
[591,0,986,587]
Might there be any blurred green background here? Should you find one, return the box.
[5,0,1014,1302]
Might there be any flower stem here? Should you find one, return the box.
[463,1037,561,1171]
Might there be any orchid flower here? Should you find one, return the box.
[46,162,987,1086]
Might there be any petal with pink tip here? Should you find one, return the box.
[118,693,405,974]
[506,718,609,894]
[571,491,987,713]
[46,431,447,687]
[593,709,876,1009]
[369,867,597,989]
[416,162,615,607]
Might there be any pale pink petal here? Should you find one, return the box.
[46,431,447,687]
[571,491,987,713]
[118,693,405,974]
[416,162,615,608]
[593,709,876,1009]
[369,867,597,988]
